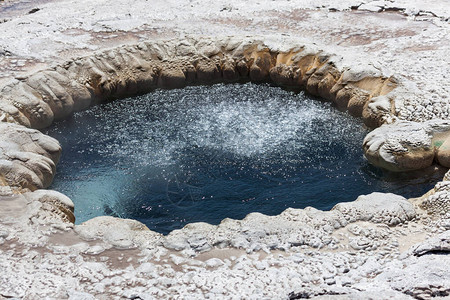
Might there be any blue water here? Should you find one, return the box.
[44,83,443,234]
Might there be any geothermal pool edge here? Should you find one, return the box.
[0,36,449,299]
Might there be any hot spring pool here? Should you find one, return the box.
[44,83,442,234]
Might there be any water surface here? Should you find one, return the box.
[45,83,442,234]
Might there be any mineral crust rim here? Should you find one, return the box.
[0,34,449,299]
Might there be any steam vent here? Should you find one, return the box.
[0,0,449,299]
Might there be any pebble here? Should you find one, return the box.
[83,245,105,255]
[205,258,224,268]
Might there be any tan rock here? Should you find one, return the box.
[317,73,339,101]
[0,100,31,127]
[363,120,450,172]
[393,150,435,171]
[236,59,249,77]
[158,65,186,89]
[26,72,75,120]
[196,59,221,82]
[435,136,450,167]
[52,68,93,112]
[347,92,370,117]
[3,82,54,129]
[334,85,354,110]
[306,63,334,96]
[362,95,392,128]
[0,123,60,190]
[294,54,318,87]
[249,51,274,81]
[222,58,239,81]
[269,65,299,87]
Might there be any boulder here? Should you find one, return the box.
[363,120,450,171]
[435,136,450,167]
[75,216,161,249]
[158,65,186,89]
[0,123,61,190]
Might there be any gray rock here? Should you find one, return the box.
[373,254,450,299]
[412,231,450,256]
[332,192,416,226]
[74,216,161,250]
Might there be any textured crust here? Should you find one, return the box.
[0,36,445,229]
[0,36,448,299]
[0,38,395,130]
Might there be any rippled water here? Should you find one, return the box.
[44,83,442,234]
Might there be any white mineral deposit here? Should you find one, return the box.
[0,0,449,299]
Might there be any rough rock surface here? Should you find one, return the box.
[75,216,161,250]
[0,0,449,298]
[160,192,415,253]
[1,186,448,299]
[412,231,450,256]
[78,193,416,255]
[363,120,450,171]
[0,186,74,246]
[0,37,397,131]
[0,122,61,190]
[0,0,449,170]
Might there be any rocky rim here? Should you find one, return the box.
[0,0,449,299]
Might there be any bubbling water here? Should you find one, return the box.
[45,83,441,234]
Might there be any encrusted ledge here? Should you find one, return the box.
[0,36,449,299]
[1,37,449,176]
[0,35,446,237]
[0,35,445,228]
[159,192,415,253]
[363,120,450,171]
[0,122,61,191]
[0,36,413,193]
[0,37,397,130]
